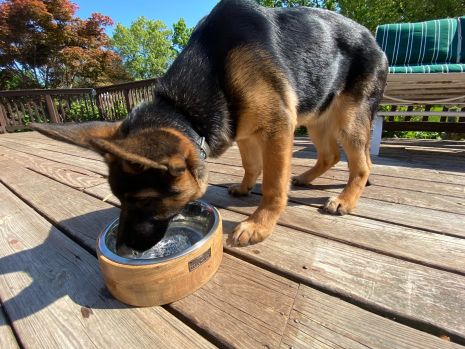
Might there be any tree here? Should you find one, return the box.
[256,0,336,10]
[112,17,176,80]
[256,0,465,33]
[338,0,465,32]
[172,18,193,54]
[0,0,129,89]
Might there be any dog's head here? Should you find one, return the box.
[30,121,208,254]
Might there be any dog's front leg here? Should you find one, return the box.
[232,131,293,246]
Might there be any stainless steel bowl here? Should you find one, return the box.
[98,200,220,265]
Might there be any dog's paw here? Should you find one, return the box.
[323,196,354,215]
[232,220,272,246]
[291,176,311,187]
[228,184,251,197]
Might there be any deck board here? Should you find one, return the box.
[0,183,216,349]
[282,285,462,349]
[85,180,465,273]
[1,132,464,348]
[206,168,465,237]
[83,181,465,338]
[207,161,465,215]
[0,163,298,348]
[0,305,19,349]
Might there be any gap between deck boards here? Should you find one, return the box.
[0,133,464,346]
[1,165,463,348]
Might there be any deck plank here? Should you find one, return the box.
[208,180,465,271]
[207,161,465,215]
[84,182,465,339]
[0,183,216,349]
[215,150,465,197]
[0,305,19,349]
[0,146,106,189]
[206,169,465,238]
[289,140,465,180]
[0,134,465,348]
[0,139,107,175]
[1,133,103,161]
[85,180,465,273]
[281,285,462,349]
[0,164,297,348]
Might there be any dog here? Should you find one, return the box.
[32,0,388,253]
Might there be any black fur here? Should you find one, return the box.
[125,0,387,155]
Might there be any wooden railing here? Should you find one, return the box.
[1,75,465,135]
[0,88,97,133]
[95,78,158,120]
[0,79,158,133]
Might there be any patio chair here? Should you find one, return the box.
[371,16,465,155]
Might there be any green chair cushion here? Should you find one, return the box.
[376,17,465,70]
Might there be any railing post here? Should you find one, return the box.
[123,88,131,114]
[93,89,105,121]
[370,114,384,156]
[0,103,7,133]
[45,93,60,123]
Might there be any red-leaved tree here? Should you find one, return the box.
[0,0,130,89]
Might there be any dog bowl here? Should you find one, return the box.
[96,201,223,306]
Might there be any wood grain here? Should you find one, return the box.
[206,167,465,238]
[85,182,465,339]
[0,164,297,348]
[1,132,103,161]
[0,161,117,250]
[0,183,216,349]
[0,138,107,175]
[216,208,465,339]
[216,148,465,194]
[207,161,465,216]
[281,285,463,349]
[97,215,223,306]
[0,305,19,349]
[0,146,106,190]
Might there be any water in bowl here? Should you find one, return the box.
[106,201,215,260]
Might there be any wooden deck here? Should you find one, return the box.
[0,132,464,349]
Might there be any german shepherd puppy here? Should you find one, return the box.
[32,0,388,252]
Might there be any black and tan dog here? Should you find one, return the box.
[32,0,388,252]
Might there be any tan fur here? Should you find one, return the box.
[228,135,263,196]
[226,46,298,245]
[294,93,373,214]
[130,188,160,199]
[227,47,298,140]
[159,127,209,198]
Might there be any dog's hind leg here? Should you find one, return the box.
[323,96,372,215]
[228,135,263,196]
[292,123,340,186]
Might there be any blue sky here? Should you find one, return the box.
[74,0,219,36]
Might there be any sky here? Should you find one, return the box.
[74,0,219,36]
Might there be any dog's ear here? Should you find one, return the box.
[165,155,186,177]
[91,138,168,171]
[29,121,123,153]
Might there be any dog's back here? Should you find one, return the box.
[159,0,388,146]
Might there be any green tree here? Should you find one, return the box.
[256,0,336,10]
[338,0,465,32]
[172,18,193,54]
[112,17,175,80]
[257,0,465,32]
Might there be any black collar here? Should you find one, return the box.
[188,128,211,160]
